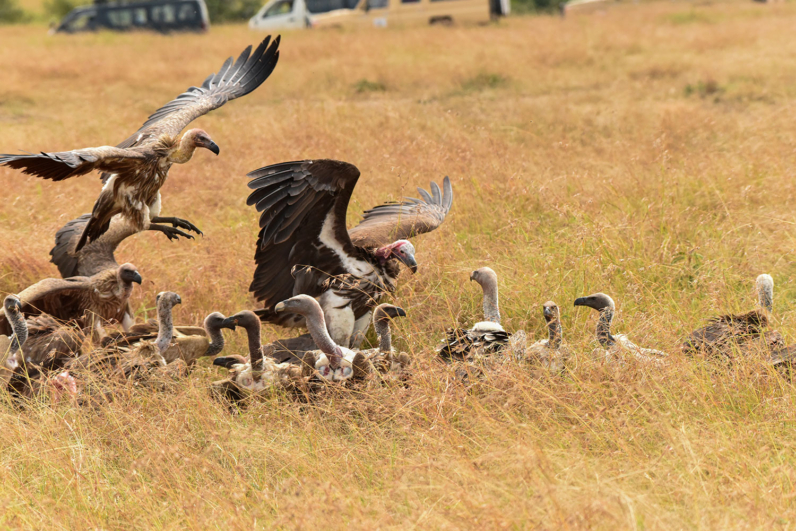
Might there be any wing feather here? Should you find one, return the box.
[0,147,147,182]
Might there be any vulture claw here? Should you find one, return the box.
[150,216,204,236]
[149,223,195,242]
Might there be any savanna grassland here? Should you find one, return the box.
[3,1,796,527]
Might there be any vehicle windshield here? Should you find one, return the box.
[306,0,359,14]
[263,0,293,17]
[60,9,97,31]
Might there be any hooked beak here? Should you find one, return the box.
[394,306,407,318]
[573,297,588,307]
[221,317,238,330]
[543,306,553,317]
[174,294,182,305]
[274,302,286,313]
[204,140,220,156]
[398,252,418,274]
[131,271,143,285]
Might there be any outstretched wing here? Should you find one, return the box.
[114,36,281,151]
[0,147,147,182]
[246,159,361,325]
[348,176,453,248]
[0,277,93,335]
[50,214,91,278]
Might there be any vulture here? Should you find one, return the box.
[246,159,453,348]
[273,295,371,382]
[681,274,783,359]
[359,303,411,375]
[0,263,142,336]
[50,213,199,279]
[574,293,667,364]
[1,295,26,389]
[66,291,191,382]
[438,267,510,362]
[0,36,280,252]
[515,301,570,373]
[211,310,310,402]
[108,308,230,367]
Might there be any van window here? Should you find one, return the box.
[367,0,388,8]
[64,11,96,30]
[264,0,293,17]
[107,8,133,27]
[306,0,358,12]
[151,4,177,22]
[177,3,198,20]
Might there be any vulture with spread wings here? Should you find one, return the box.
[247,159,453,348]
[0,36,280,253]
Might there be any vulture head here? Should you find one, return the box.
[185,128,220,156]
[3,294,22,320]
[543,301,560,323]
[154,291,181,352]
[756,274,774,313]
[373,304,407,323]
[375,240,417,273]
[470,267,498,289]
[574,293,615,312]
[118,263,143,288]
[155,291,181,308]
[3,295,25,365]
[221,310,259,332]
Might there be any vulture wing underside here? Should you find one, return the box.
[348,176,454,248]
[50,214,92,278]
[0,147,147,182]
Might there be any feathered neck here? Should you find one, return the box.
[596,308,615,348]
[240,318,262,368]
[305,303,342,363]
[482,282,500,324]
[547,313,563,349]
[166,134,198,164]
[8,311,27,355]
[757,274,774,313]
[203,315,227,359]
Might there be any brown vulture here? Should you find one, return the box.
[681,274,783,359]
[50,213,199,279]
[0,36,280,252]
[246,159,453,348]
[438,267,510,361]
[574,293,667,364]
[0,263,142,337]
[516,301,570,373]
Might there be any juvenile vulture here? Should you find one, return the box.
[211,310,309,401]
[438,267,510,361]
[247,159,453,348]
[682,274,783,359]
[515,301,570,373]
[273,295,371,382]
[574,293,667,364]
[360,304,411,375]
[109,306,230,367]
[67,291,189,382]
[50,213,199,279]
[1,36,280,252]
[0,263,142,336]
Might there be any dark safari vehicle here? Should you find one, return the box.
[53,0,210,33]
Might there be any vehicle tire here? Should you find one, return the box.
[429,15,453,25]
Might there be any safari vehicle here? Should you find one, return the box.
[53,0,209,33]
[310,0,508,28]
[249,0,359,30]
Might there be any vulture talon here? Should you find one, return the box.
[150,216,203,236]
[149,223,194,242]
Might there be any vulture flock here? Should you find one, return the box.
[0,35,793,407]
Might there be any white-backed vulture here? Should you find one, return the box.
[359,304,411,375]
[574,293,667,364]
[66,291,185,382]
[110,309,230,367]
[0,36,280,252]
[272,295,371,382]
[50,213,200,279]
[681,274,784,359]
[515,301,570,373]
[438,267,510,361]
[0,263,142,336]
[211,310,309,402]
[246,159,453,348]
[1,296,26,389]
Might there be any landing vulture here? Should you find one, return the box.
[574,293,667,364]
[247,159,453,348]
[1,36,280,252]
[0,263,142,336]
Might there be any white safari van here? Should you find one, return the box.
[249,0,359,30]
[249,0,506,30]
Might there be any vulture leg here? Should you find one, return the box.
[350,310,373,349]
[150,217,203,236]
[148,223,195,242]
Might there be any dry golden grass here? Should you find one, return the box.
[3,1,796,527]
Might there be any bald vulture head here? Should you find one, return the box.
[543,301,560,323]
[375,240,417,273]
[183,128,220,156]
[373,304,407,323]
[756,274,774,313]
[222,310,260,332]
[573,293,615,313]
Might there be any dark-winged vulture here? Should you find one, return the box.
[246,159,453,348]
[1,36,280,252]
